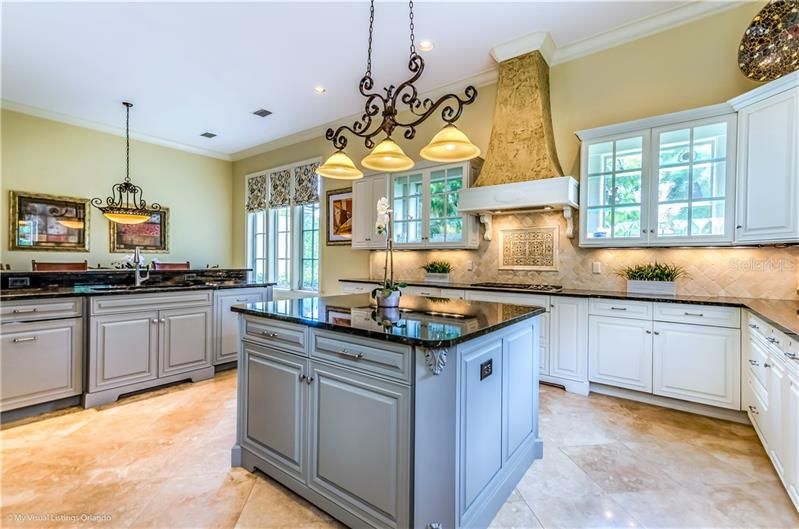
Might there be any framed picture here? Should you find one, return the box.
[109,208,169,253]
[326,188,353,246]
[498,226,559,271]
[9,191,90,252]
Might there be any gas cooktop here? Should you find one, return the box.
[470,282,563,293]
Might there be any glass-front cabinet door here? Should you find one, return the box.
[581,133,649,246]
[650,115,736,245]
[390,161,479,249]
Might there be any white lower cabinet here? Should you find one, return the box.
[766,351,788,479]
[786,368,799,506]
[652,321,740,410]
[588,316,653,392]
[549,297,588,386]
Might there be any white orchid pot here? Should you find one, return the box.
[375,289,401,308]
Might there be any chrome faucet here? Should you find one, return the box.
[134,246,149,287]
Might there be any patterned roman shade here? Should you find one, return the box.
[268,169,292,208]
[245,174,267,212]
[293,161,321,205]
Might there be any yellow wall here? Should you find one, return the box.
[1,109,234,270]
[232,2,766,294]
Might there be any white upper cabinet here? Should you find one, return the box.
[730,73,799,244]
[577,107,737,247]
[390,160,481,250]
[352,174,388,250]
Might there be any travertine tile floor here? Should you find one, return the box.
[1,370,797,529]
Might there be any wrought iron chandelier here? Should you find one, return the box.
[317,0,480,180]
[91,102,161,224]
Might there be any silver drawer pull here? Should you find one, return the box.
[684,312,704,317]
[749,324,760,329]
[235,298,248,302]
[749,359,759,366]
[749,405,759,415]
[764,362,773,368]
[12,336,37,343]
[339,349,364,360]
[419,292,432,296]
[12,308,38,314]
[766,337,780,345]
[610,307,627,311]
[261,331,278,338]
[784,352,797,360]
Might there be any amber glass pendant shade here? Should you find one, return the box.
[103,212,152,224]
[317,150,364,180]
[420,124,481,162]
[361,138,415,172]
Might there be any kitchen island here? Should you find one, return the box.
[231,294,545,529]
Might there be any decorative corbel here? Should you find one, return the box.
[423,348,448,375]
[562,206,574,239]
[479,214,493,241]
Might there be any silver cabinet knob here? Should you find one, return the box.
[151,319,159,324]
[748,405,759,415]
[299,373,306,382]
[764,362,772,368]
[646,330,652,335]
[749,359,760,366]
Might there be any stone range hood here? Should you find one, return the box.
[459,48,578,240]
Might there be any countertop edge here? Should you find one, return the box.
[339,278,799,339]
[0,283,276,301]
[231,304,547,348]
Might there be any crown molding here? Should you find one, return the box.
[1,99,232,161]
[550,1,747,65]
[490,32,556,65]
[230,68,499,162]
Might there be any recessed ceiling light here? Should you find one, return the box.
[314,86,326,94]
[253,108,272,118]
[200,132,217,138]
[419,39,434,52]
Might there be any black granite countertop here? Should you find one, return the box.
[340,278,799,339]
[231,294,546,348]
[0,282,275,301]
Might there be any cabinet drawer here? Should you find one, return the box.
[91,290,212,315]
[340,282,374,294]
[311,329,412,384]
[748,335,770,389]
[402,285,442,297]
[747,374,768,435]
[1,298,82,322]
[1,318,83,411]
[653,302,740,328]
[589,298,652,320]
[746,313,773,342]
[243,317,307,355]
[465,290,549,309]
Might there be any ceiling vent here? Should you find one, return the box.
[253,108,272,118]
[200,132,217,138]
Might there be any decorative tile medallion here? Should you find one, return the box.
[499,226,558,271]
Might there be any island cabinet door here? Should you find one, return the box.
[307,361,411,529]
[503,323,536,460]
[588,316,654,393]
[459,336,504,515]
[215,290,264,364]
[242,343,307,483]
[90,311,159,391]
[159,306,212,377]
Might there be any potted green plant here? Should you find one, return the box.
[617,262,687,296]
[421,260,453,284]
[372,197,406,308]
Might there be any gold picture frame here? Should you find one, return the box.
[8,190,90,252]
[109,208,169,253]
[326,187,353,246]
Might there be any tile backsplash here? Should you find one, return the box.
[369,211,799,300]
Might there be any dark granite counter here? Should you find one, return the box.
[340,278,799,338]
[1,282,275,301]
[231,294,546,348]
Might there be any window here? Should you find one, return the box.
[245,159,321,292]
[653,119,732,239]
[579,112,736,247]
[393,172,423,244]
[584,135,645,240]
[429,166,464,243]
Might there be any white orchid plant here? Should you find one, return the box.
[373,197,406,298]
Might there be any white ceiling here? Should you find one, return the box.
[2,1,726,159]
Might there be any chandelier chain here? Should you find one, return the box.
[366,0,375,77]
[125,103,131,184]
[408,0,416,57]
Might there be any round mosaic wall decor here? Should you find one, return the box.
[738,0,799,82]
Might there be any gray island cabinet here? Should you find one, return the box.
[231,294,545,529]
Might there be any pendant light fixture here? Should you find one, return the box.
[91,102,161,224]
[317,0,479,180]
